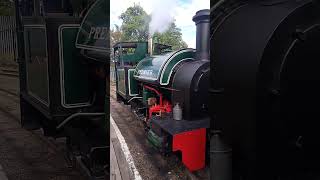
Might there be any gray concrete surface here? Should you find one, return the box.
[110,118,132,180]
[0,73,86,180]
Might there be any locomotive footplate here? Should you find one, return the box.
[151,115,209,135]
[150,114,209,172]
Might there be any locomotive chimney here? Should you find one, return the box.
[192,9,210,60]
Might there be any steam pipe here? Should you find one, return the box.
[148,37,153,55]
[143,85,163,106]
[128,96,143,103]
[56,113,105,130]
[211,130,232,180]
[33,0,40,16]
[209,3,232,179]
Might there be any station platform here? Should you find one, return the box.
[110,115,142,180]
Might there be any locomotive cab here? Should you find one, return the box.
[113,42,148,101]
[113,41,172,101]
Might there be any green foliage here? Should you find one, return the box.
[110,24,122,47]
[118,4,188,50]
[153,23,188,50]
[119,4,149,42]
[0,0,15,16]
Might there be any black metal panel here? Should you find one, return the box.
[43,0,73,13]
[172,60,209,121]
[21,17,50,117]
[45,17,81,116]
[210,0,320,178]
[151,114,210,135]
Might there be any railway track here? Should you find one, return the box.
[1,68,18,74]
[0,67,19,78]
[0,73,18,77]
[0,73,18,78]
[0,87,19,98]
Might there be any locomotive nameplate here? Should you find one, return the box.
[134,49,195,85]
[88,26,109,40]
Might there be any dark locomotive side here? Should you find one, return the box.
[15,0,109,179]
[210,0,320,179]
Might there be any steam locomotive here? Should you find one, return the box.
[15,0,109,179]
[210,0,320,179]
[114,10,210,172]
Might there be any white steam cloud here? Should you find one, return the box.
[149,0,178,36]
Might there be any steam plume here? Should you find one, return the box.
[149,0,178,36]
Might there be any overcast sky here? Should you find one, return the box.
[110,0,210,48]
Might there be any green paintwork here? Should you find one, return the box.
[128,69,138,96]
[114,42,148,99]
[116,69,126,96]
[24,26,49,106]
[114,42,148,64]
[135,52,175,81]
[160,50,195,84]
[147,130,163,149]
[76,0,109,53]
[142,87,155,105]
[134,49,195,84]
[59,25,90,107]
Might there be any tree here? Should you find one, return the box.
[110,24,122,47]
[119,4,149,41]
[153,22,188,50]
[0,0,14,16]
[118,4,188,50]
